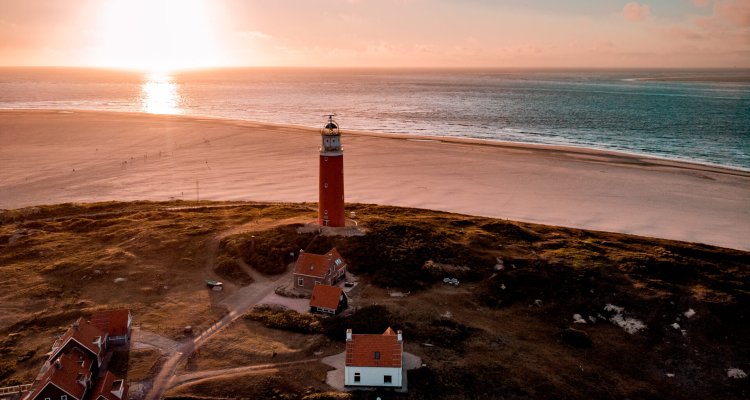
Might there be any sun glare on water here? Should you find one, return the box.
[90,0,228,72]
[141,72,181,114]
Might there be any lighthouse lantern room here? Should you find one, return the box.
[319,115,345,227]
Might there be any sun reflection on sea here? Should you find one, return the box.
[141,72,181,114]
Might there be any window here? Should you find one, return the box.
[315,281,321,285]
[61,396,68,400]
[354,373,361,383]
[374,351,380,359]
[297,277,304,286]
[384,375,392,384]
[335,259,342,266]
[44,398,50,400]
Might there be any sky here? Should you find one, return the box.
[0,0,748,70]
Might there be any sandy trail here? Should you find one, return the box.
[1,110,748,251]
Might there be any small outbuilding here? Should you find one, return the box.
[293,248,347,291]
[345,327,403,388]
[309,284,348,315]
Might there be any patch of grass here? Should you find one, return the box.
[125,349,163,381]
[340,220,493,290]
[0,360,17,383]
[166,363,331,399]
[480,221,540,242]
[245,306,323,334]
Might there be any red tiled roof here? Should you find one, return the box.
[346,327,402,368]
[90,371,128,400]
[90,309,131,337]
[293,248,346,278]
[310,285,344,310]
[50,317,106,362]
[29,348,92,400]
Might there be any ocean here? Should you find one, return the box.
[1,67,748,170]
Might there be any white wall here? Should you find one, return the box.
[344,366,403,387]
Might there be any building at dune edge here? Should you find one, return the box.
[345,327,404,388]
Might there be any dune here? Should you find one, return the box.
[1,109,748,251]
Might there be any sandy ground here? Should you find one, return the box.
[1,110,748,251]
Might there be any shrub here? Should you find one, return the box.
[214,255,253,286]
[322,305,396,342]
[406,317,477,349]
[244,306,322,334]
[480,221,539,242]
[222,225,316,275]
[0,360,16,381]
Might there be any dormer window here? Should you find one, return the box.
[335,259,342,266]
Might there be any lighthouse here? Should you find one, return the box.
[319,115,345,227]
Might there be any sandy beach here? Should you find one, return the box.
[1,109,748,251]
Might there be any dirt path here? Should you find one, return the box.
[144,220,300,400]
[168,358,319,390]
[131,327,180,354]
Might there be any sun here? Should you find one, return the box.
[89,0,228,72]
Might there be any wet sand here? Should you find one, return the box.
[1,109,748,251]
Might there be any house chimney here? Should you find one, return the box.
[346,329,352,342]
[397,330,403,342]
[73,321,80,330]
[54,359,62,369]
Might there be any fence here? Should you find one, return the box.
[0,384,32,396]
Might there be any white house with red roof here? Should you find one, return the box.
[293,248,347,291]
[344,327,403,388]
[26,348,94,400]
[90,309,131,347]
[309,284,348,315]
[48,317,108,369]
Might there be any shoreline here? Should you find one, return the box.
[4,108,749,176]
[2,109,749,251]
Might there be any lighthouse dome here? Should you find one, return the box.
[325,122,338,130]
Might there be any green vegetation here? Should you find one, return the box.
[2,200,749,399]
[220,225,314,275]
[244,306,323,334]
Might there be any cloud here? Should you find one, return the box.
[661,25,706,40]
[238,31,271,40]
[693,0,711,6]
[715,0,750,26]
[622,2,652,21]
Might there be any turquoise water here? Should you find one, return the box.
[1,68,748,169]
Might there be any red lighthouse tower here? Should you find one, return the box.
[319,115,345,227]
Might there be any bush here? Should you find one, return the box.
[244,306,322,334]
[481,221,539,242]
[340,221,485,290]
[406,317,477,349]
[322,305,396,342]
[214,255,253,286]
[0,360,16,381]
[17,350,35,362]
[222,225,316,275]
